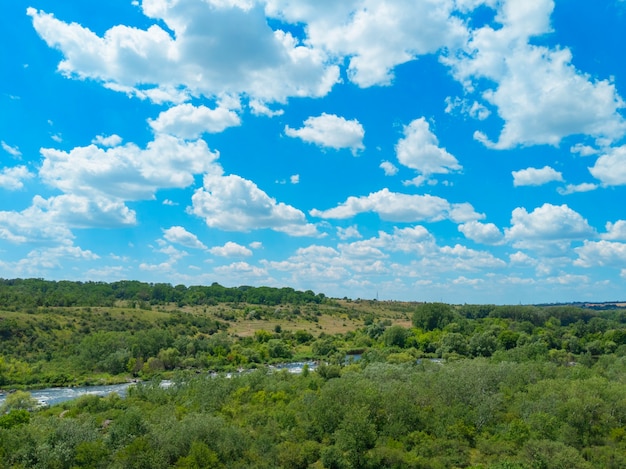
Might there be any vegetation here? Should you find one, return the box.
[0,278,625,467]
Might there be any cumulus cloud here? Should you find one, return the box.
[0,193,136,245]
[213,261,269,281]
[341,226,434,255]
[39,135,220,201]
[0,200,71,244]
[163,226,207,249]
[445,0,626,148]
[149,103,241,138]
[512,166,563,186]
[509,251,537,266]
[284,113,365,154]
[310,188,484,223]
[266,0,467,87]
[380,161,398,176]
[18,244,99,272]
[209,241,253,257]
[458,221,504,245]
[395,118,461,177]
[1,135,219,233]
[28,2,339,104]
[0,166,34,190]
[337,225,362,240]
[249,100,284,117]
[574,240,626,268]
[557,183,598,195]
[570,143,598,157]
[601,220,626,240]
[92,134,122,147]
[31,194,137,228]
[190,173,318,236]
[588,145,626,186]
[290,174,299,184]
[505,203,594,243]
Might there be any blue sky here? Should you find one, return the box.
[1,0,626,304]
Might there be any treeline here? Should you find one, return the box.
[0,279,326,308]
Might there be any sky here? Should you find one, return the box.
[1,0,626,304]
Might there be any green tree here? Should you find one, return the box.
[382,325,409,348]
[334,406,377,468]
[413,303,456,331]
[0,390,38,413]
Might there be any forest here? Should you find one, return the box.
[0,278,625,468]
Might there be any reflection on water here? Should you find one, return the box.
[0,361,321,408]
[0,382,132,408]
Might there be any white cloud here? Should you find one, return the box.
[249,100,284,117]
[266,245,352,284]
[92,134,122,147]
[9,133,215,240]
[266,0,467,87]
[570,143,598,157]
[588,145,626,186]
[437,244,506,271]
[1,141,22,158]
[0,166,34,190]
[213,261,269,280]
[23,244,98,270]
[156,242,188,264]
[341,226,434,255]
[557,183,598,195]
[445,1,626,148]
[40,134,220,201]
[190,173,318,236]
[284,113,365,154]
[310,188,484,223]
[458,221,504,244]
[545,273,590,286]
[163,226,207,249]
[28,2,339,104]
[0,193,136,245]
[380,161,398,176]
[290,174,300,184]
[337,225,362,240]
[505,203,594,243]
[395,118,461,177]
[512,166,563,187]
[32,194,137,228]
[444,96,490,120]
[509,251,537,265]
[209,241,253,257]
[149,103,241,138]
[601,220,626,241]
[574,240,626,268]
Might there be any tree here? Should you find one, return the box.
[382,325,409,348]
[334,406,377,468]
[413,303,456,331]
[0,391,38,413]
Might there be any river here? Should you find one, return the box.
[0,361,319,408]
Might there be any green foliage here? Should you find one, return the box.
[1,281,626,468]
[0,390,38,413]
[382,324,410,348]
[413,302,456,331]
[0,409,30,429]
